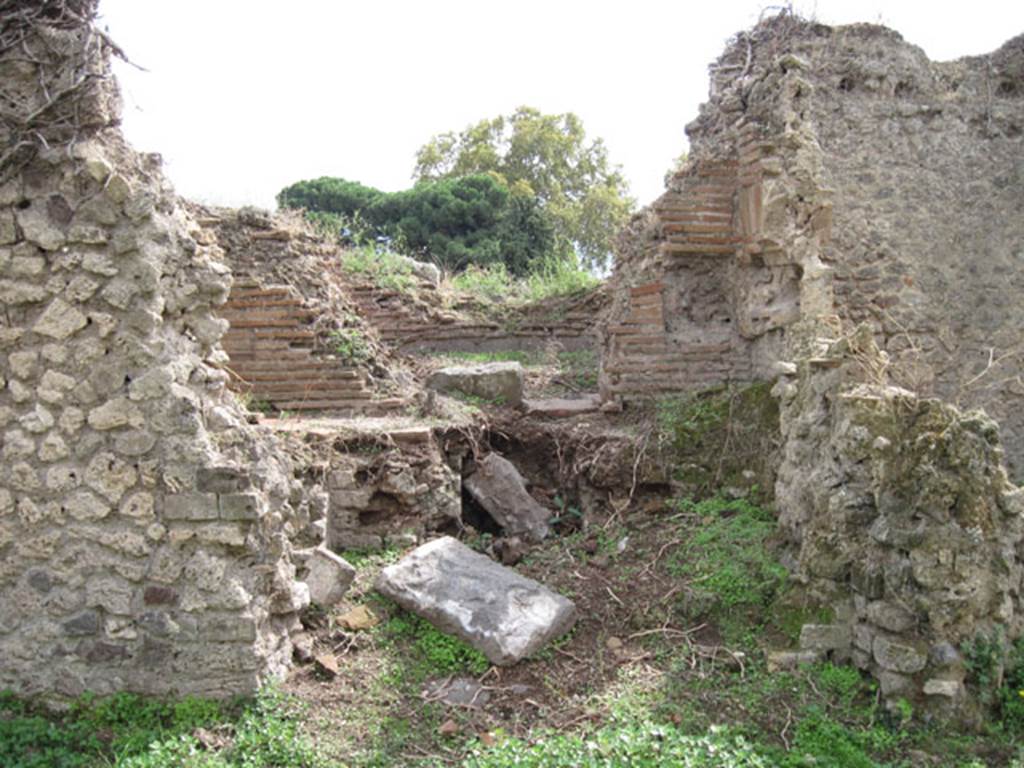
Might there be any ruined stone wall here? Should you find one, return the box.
[271,421,462,553]
[605,17,1024,476]
[605,14,1024,716]
[804,28,1024,475]
[199,209,411,416]
[774,326,1024,719]
[0,4,315,699]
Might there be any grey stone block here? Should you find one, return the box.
[376,537,575,665]
[304,545,356,608]
[163,492,219,521]
[873,635,927,674]
[464,453,550,541]
[799,623,852,653]
[426,362,524,407]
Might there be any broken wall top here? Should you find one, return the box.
[605,13,1024,472]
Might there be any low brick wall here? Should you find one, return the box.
[349,280,604,355]
[219,283,403,414]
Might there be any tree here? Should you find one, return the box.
[276,173,556,275]
[277,177,382,219]
[414,106,634,269]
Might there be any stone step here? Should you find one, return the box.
[273,397,407,411]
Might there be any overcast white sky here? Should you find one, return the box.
[99,1,1024,210]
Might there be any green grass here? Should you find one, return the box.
[341,245,417,292]
[450,259,598,304]
[665,496,786,641]
[0,687,328,768]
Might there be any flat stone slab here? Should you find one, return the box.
[375,536,576,665]
[426,362,523,407]
[422,676,491,708]
[464,453,550,541]
[522,395,601,419]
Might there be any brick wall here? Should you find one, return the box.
[349,279,604,355]
[219,282,404,414]
[602,151,768,400]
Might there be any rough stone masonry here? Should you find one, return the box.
[0,2,319,699]
[603,17,1024,476]
[603,14,1024,716]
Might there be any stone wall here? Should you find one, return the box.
[775,326,1024,719]
[604,16,1024,477]
[0,4,314,699]
[605,13,1024,715]
[271,421,462,553]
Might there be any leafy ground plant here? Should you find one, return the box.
[381,609,490,682]
[0,687,328,768]
[665,495,787,640]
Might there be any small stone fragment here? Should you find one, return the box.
[314,652,339,677]
[438,719,460,737]
[338,605,379,631]
[303,545,356,608]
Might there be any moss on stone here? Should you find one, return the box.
[656,381,781,501]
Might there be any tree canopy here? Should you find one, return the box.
[276,174,555,275]
[413,106,634,269]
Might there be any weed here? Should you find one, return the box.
[816,662,863,711]
[450,258,599,305]
[329,326,371,363]
[964,629,1006,707]
[452,263,516,302]
[665,496,786,636]
[381,610,489,682]
[0,686,327,768]
[549,494,583,528]
[466,720,772,767]
[340,545,402,568]
[779,707,879,768]
[522,255,599,302]
[341,245,417,292]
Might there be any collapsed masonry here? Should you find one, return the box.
[0,3,320,698]
[605,16,1024,715]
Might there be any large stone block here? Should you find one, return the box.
[464,453,550,541]
[426,362,524,407]
[873,635,927,674]
[376,536,576,665]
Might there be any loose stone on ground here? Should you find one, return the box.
[375,536,576,665]
[463,452,551,541]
